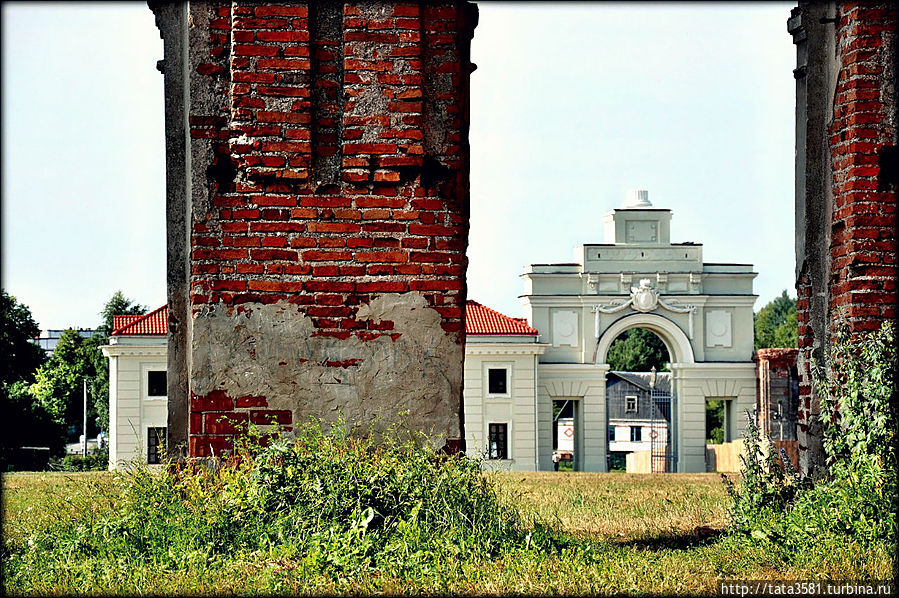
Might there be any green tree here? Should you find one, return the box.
[0,291,63,465]
[1,289,46,386]
[98,290,148,336]
[606,328,669,372]
[29,330,102,438]
[754,290,798,350]
[28,292,147,436]
[706,399,725,444]
[2,381,65,461]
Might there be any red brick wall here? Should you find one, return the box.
[793,2,897,473]
[827,2,898,333]
[755,348,799,442]
[166,1,477,457]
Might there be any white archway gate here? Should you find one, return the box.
[596,312,692,473]
[524,191,758,473]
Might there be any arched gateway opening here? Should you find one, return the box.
[602,324,675,473]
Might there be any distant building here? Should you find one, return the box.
[100,306,168,468]
[33,329,98,354]
[605,371,671,471]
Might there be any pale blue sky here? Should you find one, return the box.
[2,2,796,331]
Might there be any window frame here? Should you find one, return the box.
[484,363,511,398]
[487,422,509,460]
[147,369,167,398]
[630,426,642,442]
[147,426,166,464]
[625,395,638,413]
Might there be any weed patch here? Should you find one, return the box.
[2,420,560,593]
[722,322,897,561]
[2,413,891,595]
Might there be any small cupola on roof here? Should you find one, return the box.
[603,189,672,245]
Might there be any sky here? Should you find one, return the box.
[2,2,797,331]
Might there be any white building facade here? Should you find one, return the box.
[462,301,546,470]
[100,307,169,468]
[106,191,756,473]
[521,190,757,472]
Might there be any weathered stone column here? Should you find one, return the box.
[150,1,478,457]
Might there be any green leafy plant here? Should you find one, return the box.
[58,449,109,472]
[3,418,567,591]
[807,321,896,544]
[724,321,896,554]
[721,412,808,541]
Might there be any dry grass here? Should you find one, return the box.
[491,471,730,541]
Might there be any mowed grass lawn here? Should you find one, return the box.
[2,470,890,595]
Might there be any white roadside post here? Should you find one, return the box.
[83,379,88,458]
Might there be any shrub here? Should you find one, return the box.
[58,449,108,472]
[721,412,809,539]
[4,419,561,588]
[724,322,896,553]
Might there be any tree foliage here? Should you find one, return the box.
[1,291,148,463]
[606,328,669,372]
[0,291,62,465]
[1,290,46,387]
[29,330,104,438]
[98,290,148,336]
[754,290,798,351]
[28,292,147,438]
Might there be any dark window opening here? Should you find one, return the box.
[608,426,616,442]
[148,370,167,397]
[488,368,507,394]
[147,427,166,464]
[625,395,638,412]
[488,423,508,460]
[630,426,642,442]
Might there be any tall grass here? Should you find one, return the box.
[2,419,558,594]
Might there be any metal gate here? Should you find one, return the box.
[649,386,676,472]
[606,372,677,473]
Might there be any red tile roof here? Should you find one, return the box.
[112,314,142,331]
[110,302,534,337]
[112,305,168,336]
[466,301,538,336]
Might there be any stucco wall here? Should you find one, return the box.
[464,342,543,470]
[103,344,168,468]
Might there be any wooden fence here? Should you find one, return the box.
[705,439,800,473]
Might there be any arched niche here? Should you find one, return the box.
[595,312,695,365]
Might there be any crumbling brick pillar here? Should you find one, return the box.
[150,1,478,457]
[755,348,800,442]
[790,2,897,475]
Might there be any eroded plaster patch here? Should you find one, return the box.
[190,292,462,443]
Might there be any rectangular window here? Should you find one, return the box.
[625,395,638,413]
[148,370,167,397]
[630,426,642,442]
[488,423,508,460]
[147,427,166,464]
[608,426,616,442]
[487,368,508,395]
